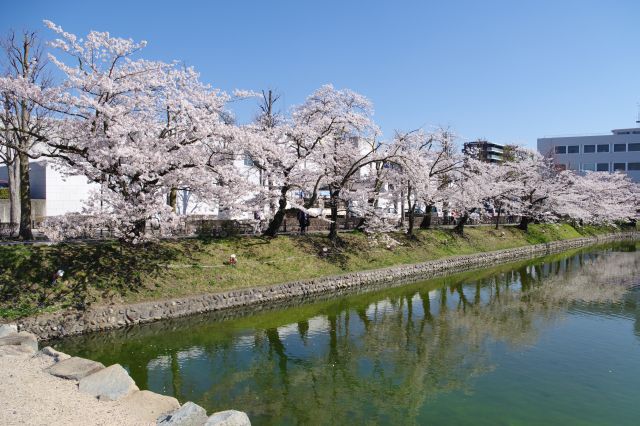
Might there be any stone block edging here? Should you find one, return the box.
[15,231,640,340]
[0,328,249,425]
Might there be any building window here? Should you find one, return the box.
[582,163,595,171]
[583,145,595,153]
[629,143,640,151]
[596,163,609,172]
[629,162,640,171]
[613,163,626,171]
[597,144,609,153]
[614,143,626,152]
[567,145,579,154]
[243,154,254,167]
[554,146,566,154]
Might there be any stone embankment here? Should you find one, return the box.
[0,324,251,426]
[15,231,640,341]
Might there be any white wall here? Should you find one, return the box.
[44,163,99,216]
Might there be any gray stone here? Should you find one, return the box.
[38,346,71,362]
[157,401,208,426]
[46,356,105,380]
[0,323,18,337]
[120,390,180,421]
[205,410,251,426]
[0,331,38,352]
[0,344,36,357]
[79,364,138,401]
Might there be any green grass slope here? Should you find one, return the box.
[0,223,626,319]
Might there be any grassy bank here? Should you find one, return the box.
[0,223,630,320]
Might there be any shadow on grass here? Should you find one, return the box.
[290,232,368,270]
[0,241,187,319]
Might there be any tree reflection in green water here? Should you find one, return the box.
[55,243,640,425]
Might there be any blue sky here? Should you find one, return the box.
[2,0,640,148]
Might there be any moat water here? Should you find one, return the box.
[55,242,640,425]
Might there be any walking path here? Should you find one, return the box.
[0,347,154,426]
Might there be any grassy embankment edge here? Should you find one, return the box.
[0,223,635,320]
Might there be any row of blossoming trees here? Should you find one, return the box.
[0,22,637,243]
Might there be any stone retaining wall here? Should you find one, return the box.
[16,231,640,340]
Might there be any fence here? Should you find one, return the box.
[1,211,522,242]
[405,214,521,226]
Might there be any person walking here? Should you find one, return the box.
[297,209,309,235]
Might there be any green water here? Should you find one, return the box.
[54,243,640,425]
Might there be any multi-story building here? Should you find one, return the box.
[537,128,640,182]
[463,140,504,163]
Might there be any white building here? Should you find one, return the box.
[0,161,98,221]
[537,128,640,182]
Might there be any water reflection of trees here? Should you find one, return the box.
[55,244,640,425]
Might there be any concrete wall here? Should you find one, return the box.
[16,231,639,340]
[0,199,46,224]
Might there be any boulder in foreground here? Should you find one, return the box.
[121,390,180,421]
[38,346,71,362]
[157,401,208,425]
[46,356,104,380]
[0,331,38,353]
[79,363,138,401]
[0,323,18,337]
[205,410,251,426]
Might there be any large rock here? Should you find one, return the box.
[0,331,38,353]
[205,410,251,426]
[157,401,208,426]
[38,346,71,362]
[120,390,180,421]
[0,323,18,337]
[46,356,105,380]
[78,364,138,401]
[0,344,36,357]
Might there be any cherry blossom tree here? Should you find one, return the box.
[445,157,493,235]
[245,85,385,240]
[0,21,240,242]
[300,86,390,241]
[394,128,462,237]
[556,170,638,225]
[476,159,520,229]
[505,148,568,231]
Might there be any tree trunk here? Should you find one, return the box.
[167,188,178,213]
[406,185,415,237]
[407,210,415,237]
[263,185,290,237]
[419,204,433,229]
[495,204,502,230]
[453,212,469,235]
[518,216,532,231]
[18,151,33,240]
[328,189,339,241]
[133,219,146,239]
[8,154,20,233]
[399,189,405,228]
